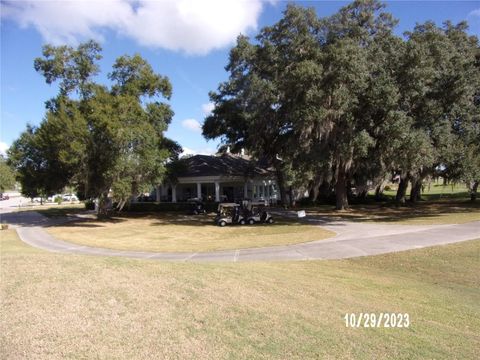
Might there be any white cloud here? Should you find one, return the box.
[468,9,480,18]
[180,146,215,157]
[467,8,480,34]
[201,102,215,116]
[181,118,202,133]
[2,0,264,55]
[0,142,10,157]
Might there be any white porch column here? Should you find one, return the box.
[172,185,177,203]
[197,182,202,199]
[244,182,248,199]
[215,182,220,202]
[156,185,161,202]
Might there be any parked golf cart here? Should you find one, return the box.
[187,198,206,215]
[244,201,274,224]
[215,203,246,226]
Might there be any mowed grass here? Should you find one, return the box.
[339,181,480,224]
[1,230,479,359]
[382,182,472,201]
[305,201,480,225]
[46,213,335,252]
[18,203,85,217]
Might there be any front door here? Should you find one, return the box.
[223,186,234,202]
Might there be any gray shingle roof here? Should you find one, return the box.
[175,154,273,178]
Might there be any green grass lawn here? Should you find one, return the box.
[381,181,471,201]
[19,203,86,218]
[45,213,335,252]
[309,180,479,224]
[1,230,479,359]
[305,200,480,225]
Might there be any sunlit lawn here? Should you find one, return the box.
[45,213,335,252]
[382,182,472,200]
[1,230,479,359]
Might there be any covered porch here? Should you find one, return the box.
[156,176,279,204]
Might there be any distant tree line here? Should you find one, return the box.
[8,41,181,214]
[203,0,480,208]
[0,156,16,193]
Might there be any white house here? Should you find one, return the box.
[155,153,280,204]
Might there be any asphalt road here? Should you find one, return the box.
[2,208,479,262]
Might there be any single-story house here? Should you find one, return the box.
[155,153,280,204]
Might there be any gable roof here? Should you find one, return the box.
[174,154,273,178]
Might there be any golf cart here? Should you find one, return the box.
[244,201,274,225]
[215,203,246,226]
[187,198,206,215]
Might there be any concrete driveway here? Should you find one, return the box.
[1,208,479,262]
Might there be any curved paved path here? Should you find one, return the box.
[1,209,479,262]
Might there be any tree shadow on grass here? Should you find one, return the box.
[146,212,310,228]
[0,208,129,228]
[48,222,105,228]
[45,215,129,228]
[303,200,480,224]
[34,199,480,230]
[49,210,316,230]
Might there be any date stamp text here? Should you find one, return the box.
[344,313,410,328]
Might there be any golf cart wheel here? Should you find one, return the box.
[219,220,227,227]
[239,219,246,225]
[267,218,274,224]
[248,219,255,225]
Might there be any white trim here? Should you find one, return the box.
[176,175,276,184]
[172,185,177,203]
[214,182,220,202]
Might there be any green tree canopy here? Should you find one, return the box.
[0,156,16,193]
[9,41,177,213]
[203,0,480,208]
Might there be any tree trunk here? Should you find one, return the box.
[410,178,423,203]
[308,176,322,203]
[309,185,320,203]
[470,181,479,202]
[97,192,111,217]
[375,181,385,201]
[396,173,409,205]
[289,186,295,207]
[274,162,288,207]
[356,187,368,202]
[335,165,348,210]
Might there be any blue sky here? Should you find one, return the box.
[1,0,479,157]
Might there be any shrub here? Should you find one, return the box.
[84,200,95,210]
[54,196,63,205]
[297,198,316,207]
[125,202,219,213]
